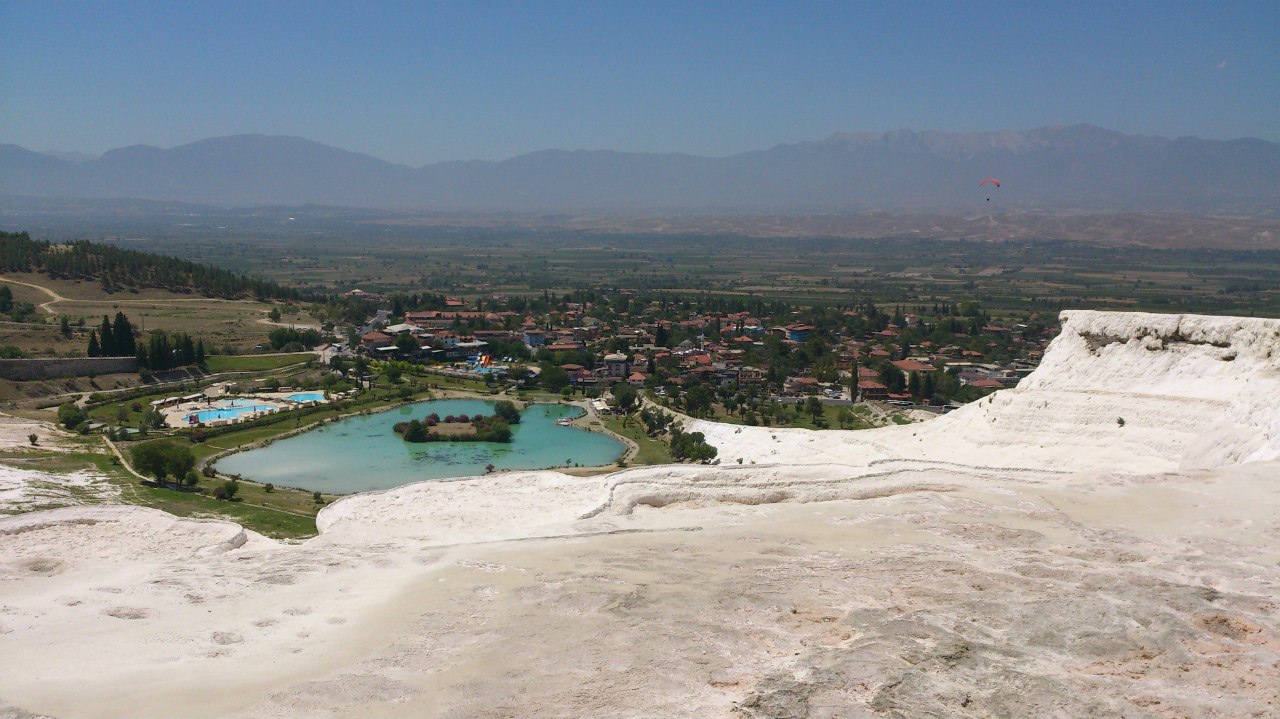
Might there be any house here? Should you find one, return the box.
[361,331,393,350]
[784,324,815,342]
[856,380,888,401]
[627,371,647,387]
[523,329,546,348]
[892,359,936,373]
[603,352,629,381]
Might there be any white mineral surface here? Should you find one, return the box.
[1,310,1278,718]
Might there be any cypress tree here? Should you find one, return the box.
[907,371,921,398]
[99,316,116,356]
[87,330,100,357]
[112,312,136,356]
[195,339,206,366]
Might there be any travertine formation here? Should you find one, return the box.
[2,310,1278,718]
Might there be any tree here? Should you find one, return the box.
[99,316,116,356]
[684,385,714,418]
[402,419,428,442]
[493,400,521,424]
[540,364,569,392]
[0,285,12,314]
[112,312,136,356]
[213,479,240,500]
[613,384,638,412]
[130,441,196,486]
[87,330,100,357]
[59,316,71,338]
[28,433,37,446]
[57,402,86,429]
[268,307,282,322]
[804,395,824,421]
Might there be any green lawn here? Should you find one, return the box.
[599,414,674,466]
[205,353,315,373]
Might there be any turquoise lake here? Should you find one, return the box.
[214,399,625,493]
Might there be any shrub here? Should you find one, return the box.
[313,491,324,504]
[57,402,86,429]
[212,479,239,501]
[1117,417,1126,427]
[263,483,274,493]
[27,433,37,446]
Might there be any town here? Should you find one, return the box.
[319,287,1053,426]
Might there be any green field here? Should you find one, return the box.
[204,353,315,373]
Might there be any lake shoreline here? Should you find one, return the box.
[213,395,629,494]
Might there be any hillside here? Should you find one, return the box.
[2,309,1279,718]
[3,125,1279,213]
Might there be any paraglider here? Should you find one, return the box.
[979,177,1001,201]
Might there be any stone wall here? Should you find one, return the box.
[0,357,137,381]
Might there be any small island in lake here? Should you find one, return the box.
[393,400,521,444]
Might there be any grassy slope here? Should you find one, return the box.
[598,414,674,465]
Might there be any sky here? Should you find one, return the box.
[2,1,1278,165]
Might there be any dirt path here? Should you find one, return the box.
[0,275,66,314]
[255,317,321,331]
[0,275,263,314]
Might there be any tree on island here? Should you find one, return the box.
[492,400,521,424]
[402,419,428,443]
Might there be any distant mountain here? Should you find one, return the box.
[3,125,1278,212]
[41,150,98,163]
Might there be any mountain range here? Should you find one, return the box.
[3,125,1278,213]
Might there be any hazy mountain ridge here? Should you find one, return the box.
[3,125,1278,212]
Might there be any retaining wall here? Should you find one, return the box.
[0,356,137,381]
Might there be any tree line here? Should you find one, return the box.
[86,311,205,371]
[0,231,315,301]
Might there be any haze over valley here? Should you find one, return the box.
[5,124,1279,213]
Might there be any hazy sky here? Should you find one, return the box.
[2,1,1277,165]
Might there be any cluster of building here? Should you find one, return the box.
[329,291,1052,408]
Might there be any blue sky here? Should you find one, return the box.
[2,1,1277,165]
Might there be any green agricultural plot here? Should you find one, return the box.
[204,353,315,373]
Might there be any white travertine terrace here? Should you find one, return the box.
[2,310,1278,718]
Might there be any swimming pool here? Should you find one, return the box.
[186,404,278,423]
[286,392,326,403]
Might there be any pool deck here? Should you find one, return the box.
[160,391,340,428]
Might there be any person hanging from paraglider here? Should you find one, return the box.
[980,177,1000,201]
